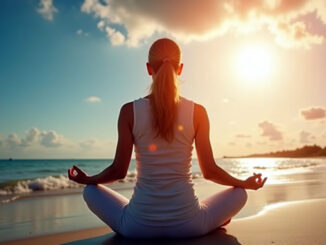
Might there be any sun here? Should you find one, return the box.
[235,44,274,83]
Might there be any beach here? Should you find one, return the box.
[3,198,326,245]
[1,158,326,244]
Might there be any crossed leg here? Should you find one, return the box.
[83,184,129,233]
[200,187,248,233]
[83,185,247,238]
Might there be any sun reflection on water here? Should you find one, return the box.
[233,158,292,184]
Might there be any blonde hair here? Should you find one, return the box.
[148,38,181,142]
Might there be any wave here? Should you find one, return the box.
[250,161,321,172]
[0,175,83,196]
[277,161,318,170]
[0,170,203,196]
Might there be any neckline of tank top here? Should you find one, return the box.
[140,97,186,101]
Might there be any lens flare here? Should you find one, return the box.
[148,144,157,152]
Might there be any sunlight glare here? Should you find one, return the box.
[235,44,274,83]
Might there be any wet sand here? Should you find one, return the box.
[4,198,325,245]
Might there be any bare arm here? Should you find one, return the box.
[193,104,266,190]
[68,102,134,185]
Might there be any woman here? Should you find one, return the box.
[68,38,267,239]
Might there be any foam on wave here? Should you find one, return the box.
[0,170,204,196]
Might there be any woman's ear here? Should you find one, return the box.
[177,63,183,75]
[146,63,153,75]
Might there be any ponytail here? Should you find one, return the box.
[148,38,181,142]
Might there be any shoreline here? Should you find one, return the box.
[1,174,326,242]
[1,163,326,243]
[3,198,325,245]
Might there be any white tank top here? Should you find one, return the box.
[126,97,200,226]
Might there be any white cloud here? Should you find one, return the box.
[6,134,21,148]
[80,0,326,48]
[40,130,64,147]
[86,96,101,103]
[1,128,65,149]
[37,0,58,21]
[76,29,89,36]
[0,129,118,158]
[105,27,125,46]
[258,120,283,141]
[80,138,102,149]
[97,20,105,30]
[21,128,40,147]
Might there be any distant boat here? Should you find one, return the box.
[9,158,13,161]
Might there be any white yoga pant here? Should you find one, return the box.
[83,184,247,239]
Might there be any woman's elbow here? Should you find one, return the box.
[115,167,128,180]
[202,171,212,180]
[110,163,127,180]
[116,171,127,180]
[112,168,126,180]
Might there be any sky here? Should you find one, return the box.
[1,0,326,159]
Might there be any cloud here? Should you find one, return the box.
[85,96,101,103]
[37,0,58,21]
[76,29,89,36]
[21,128,40,147]
[6,134,21,148]
[299,130,313,143]
[81,0,326,48]
[1,128,65,149]
[301,107,326,120]
[235,134,251,138]
[40,130,64,147]
[104,27,125,46]
[80,138,102,149]
[0,129,118,158]
[270,21,324,49]
[258,120,283,141]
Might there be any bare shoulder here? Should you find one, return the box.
[193,103,209,134]
[194,103,208,117]
[119,102,134,128]
[120,102,133,114]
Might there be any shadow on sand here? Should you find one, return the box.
[65,228,241,245]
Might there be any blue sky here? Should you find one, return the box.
[1,0,326,158]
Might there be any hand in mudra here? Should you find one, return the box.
[68,165,90,185]
[244,173,267,190]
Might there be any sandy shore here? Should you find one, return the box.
[3,198,325,245]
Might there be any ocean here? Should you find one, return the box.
[0,157,326,241]
[1,157,325,198]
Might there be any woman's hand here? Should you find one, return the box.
[243,173,267,190]
[68,165,91,185]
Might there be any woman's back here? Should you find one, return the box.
[126,97,200,226]
[69,38,261,239]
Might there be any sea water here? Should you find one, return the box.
[1,158,325,197]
